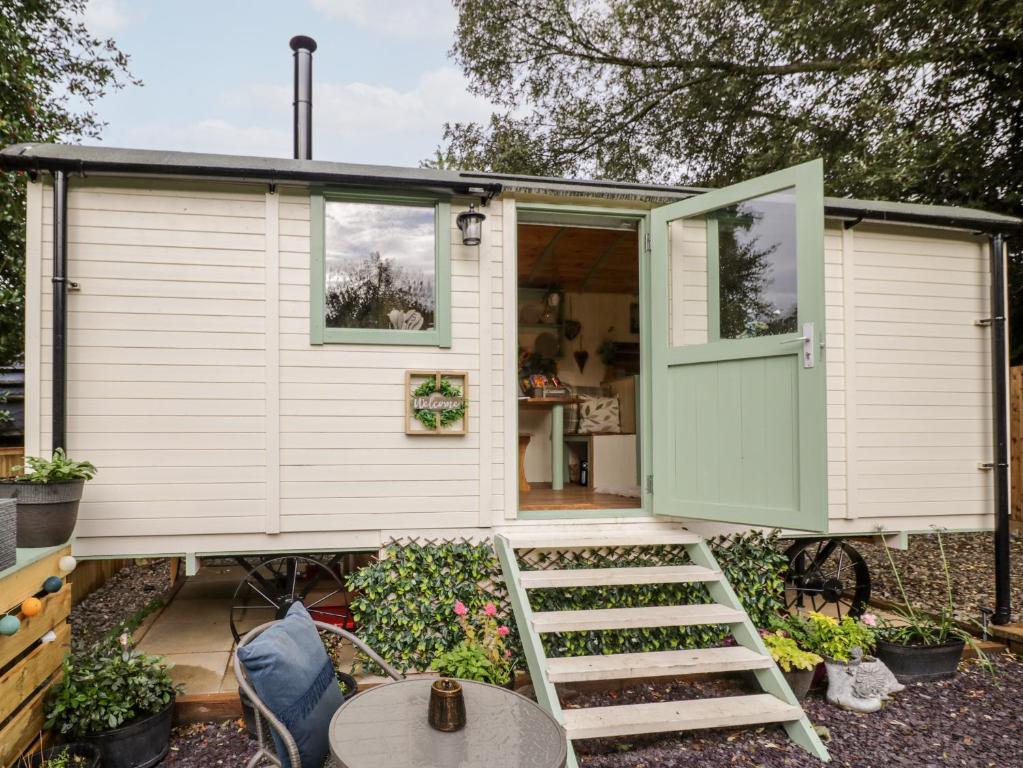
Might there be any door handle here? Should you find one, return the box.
[780,322,815,368]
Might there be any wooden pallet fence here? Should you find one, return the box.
[1011,367,1023,530]
[0,546,72,768]
[0,448,22,479]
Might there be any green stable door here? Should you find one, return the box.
[649,160,828,532]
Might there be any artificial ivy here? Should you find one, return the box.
[348,532,787,674]
[412,378,465,430]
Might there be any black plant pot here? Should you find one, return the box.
[82,700,174,768]
[0,479,84,547]
[876,638,965,684]
[21,743,101,768]
[783,667,815,701]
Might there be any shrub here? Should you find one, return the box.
[12,448,97,483]
[349,531,787,673]
[785,611,876,662]
[432,599,511,684]
[46,634,180,737]
[762,631,823,672]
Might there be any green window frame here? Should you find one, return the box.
[309,188,452,347]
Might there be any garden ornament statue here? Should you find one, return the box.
[388,309,424,330]
[825,647,905,713]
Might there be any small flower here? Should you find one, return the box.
[505,649,512,659]
[497,625,509,637]
[484,602,497,617]
[861,613,877,627]
[453,600,467,616]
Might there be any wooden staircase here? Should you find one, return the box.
[495,530,830,767]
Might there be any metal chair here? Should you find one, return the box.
[234,619,404,768]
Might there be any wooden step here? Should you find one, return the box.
[505,531,700,550]
[520,565,719,589]
[563,694,802,740]
[546,646,772,683]
[532,604,744,633]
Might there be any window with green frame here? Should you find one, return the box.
[310,189,451,346]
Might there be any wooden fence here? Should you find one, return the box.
[1010,367,1023,529]
[0,448,22,478]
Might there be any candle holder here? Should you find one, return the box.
[428,678,466,732]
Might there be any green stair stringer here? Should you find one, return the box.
[685,538,830,761]
[495,532,831,765]
[494,534,580,768]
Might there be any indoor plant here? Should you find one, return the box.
[45,633,180,768]
[761,630,823,700]
[432,600,512,686]
[1,449,97,547]
[874,530,972,683]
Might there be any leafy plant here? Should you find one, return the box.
[46,634,180,737]
[432,600,511,685]
[11,448,97,483]
[762,630,822,672]
[783,611,875,663]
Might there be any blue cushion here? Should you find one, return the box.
[236,602,344,768]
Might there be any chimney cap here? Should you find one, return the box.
[289,35,318,52]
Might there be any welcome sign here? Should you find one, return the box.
[405,370,468,435]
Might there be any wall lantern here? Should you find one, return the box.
[456,204,486,246]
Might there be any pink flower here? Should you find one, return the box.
[505,650,512,659]
[861,613,877,627]
[453,600,467,616]
[497,625,510,637]
[484,602,497,617]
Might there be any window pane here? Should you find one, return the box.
[714,189,797,339]
[324,201,436,331]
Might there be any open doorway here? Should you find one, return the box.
[516,212,643,512]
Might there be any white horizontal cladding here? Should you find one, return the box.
[836,220,994,530]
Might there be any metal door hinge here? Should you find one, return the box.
[646,475,654,493]
[643,231,651,253]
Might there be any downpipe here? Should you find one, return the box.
[52,170,68,453]
[989,233,1011,625]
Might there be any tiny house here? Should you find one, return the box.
[1,40,1017,623]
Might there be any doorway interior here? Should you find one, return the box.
[515,212,644,512]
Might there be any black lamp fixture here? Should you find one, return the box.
[456,204,486,246]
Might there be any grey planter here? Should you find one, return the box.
[0,479,85,548]
[0,497,15,569]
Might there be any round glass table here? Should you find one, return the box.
[328,678,567,768]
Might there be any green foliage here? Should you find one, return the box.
[1,0,138,366]
[350,532,786,672]
[412,378,465,429]
[46,635,181,737]
[762,631,822,672]
[784,611,875,663]
[433,641,508,685]
[12,448,96,483]
[347,540,514,673]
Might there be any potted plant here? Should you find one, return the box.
[874,530,972,683]
[18,743,101,768]
[45,633,180,768]
[431,600,513,687]
[0,449,97,547]
[761,630,823,700]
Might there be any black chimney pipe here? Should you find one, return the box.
[52,170,68,453]
[289,35,317,160]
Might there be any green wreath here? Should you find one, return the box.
[412,378,466,430]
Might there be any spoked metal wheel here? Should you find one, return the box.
[784,538,871,619]
[229,554,349,642]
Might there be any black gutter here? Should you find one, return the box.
[52,170,68,452]
[990,233,1012,625]
[825,204,1021,235]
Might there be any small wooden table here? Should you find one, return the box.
[519,397,579,491]
[328,678,567,768]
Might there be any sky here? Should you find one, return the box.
[82,0,496,167]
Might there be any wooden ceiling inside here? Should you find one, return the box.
[518,224,638,294]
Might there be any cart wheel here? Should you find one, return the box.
[229,554,349,642]
[784,538,871,619]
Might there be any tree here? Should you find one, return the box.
[0,0,138,365]
[443,0,1023,356]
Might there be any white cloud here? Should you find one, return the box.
[82,0,131,34]
[310,0,456,39]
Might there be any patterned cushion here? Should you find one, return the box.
[578,394,621,434]
[236,602,344,768]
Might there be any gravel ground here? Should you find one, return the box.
[69,558,173,654]
[855,532,1023,624]
[165,720,257,766]
[574,654,1023,768]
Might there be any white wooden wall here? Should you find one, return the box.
[25,178,506,557]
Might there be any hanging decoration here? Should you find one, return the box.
[0,614,19,635]
[43,576,63,593]
[405,370,468,435]
[58,555,77,573]
[21,597,42,617]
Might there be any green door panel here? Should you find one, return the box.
[650,160,828,532]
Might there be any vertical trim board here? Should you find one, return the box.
[265,190,281,534]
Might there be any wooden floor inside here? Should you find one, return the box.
[519,483,643,511]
